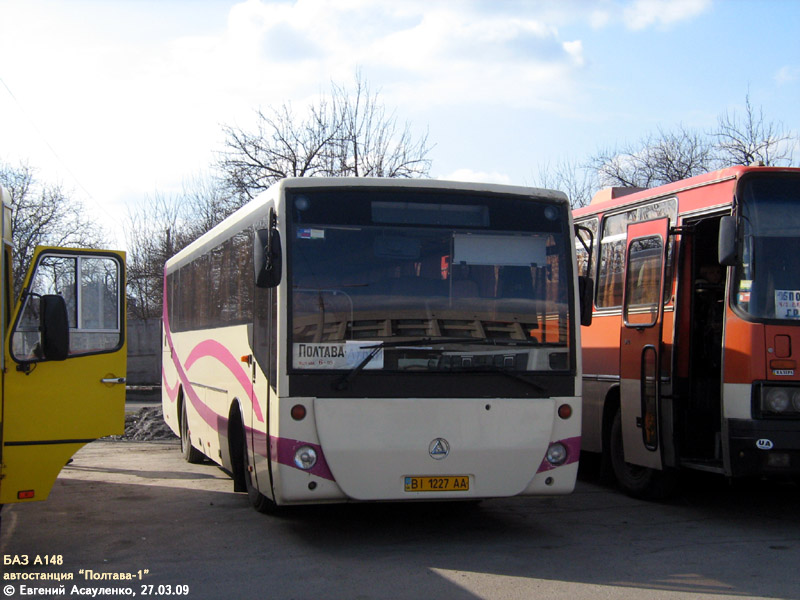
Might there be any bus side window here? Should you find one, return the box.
[624,237,663,327]
[596,213,628,309]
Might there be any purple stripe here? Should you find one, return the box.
[536,435,581,473]
[271,435,335,481]
[246,427,335,481]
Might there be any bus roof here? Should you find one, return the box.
[277,176,567,200]
[574,165,800,218]
[165,177,569,273]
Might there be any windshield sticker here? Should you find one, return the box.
[297,228,325,240]
[739,280,752,292]
[775,290,800,319]
[293,341,384,369]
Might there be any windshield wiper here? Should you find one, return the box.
[333,337,542,390]
[334,338,442,390]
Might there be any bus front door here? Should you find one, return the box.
[0,249,127,504]
[619,218,669,470]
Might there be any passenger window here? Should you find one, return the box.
[596,214,627,308]
[623,236,663,327]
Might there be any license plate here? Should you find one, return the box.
[404,475,470,492]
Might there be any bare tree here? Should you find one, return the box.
[181,171,242,233]
[532,157,598,208]
[327,76,433,179]
[590,125,715,189]
[218,101,340,201]
[128,74,433,317]
[217,74,433,200]
[124,178,225,319]
[0,160,106,297]
[712,93,797,167]
[581,95,798,197]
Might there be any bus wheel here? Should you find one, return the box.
[240,426,278,514]
[609,408,675,500]
[180,401,205,464]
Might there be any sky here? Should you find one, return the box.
[1,0,799,249]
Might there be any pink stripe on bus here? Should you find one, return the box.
[536,436,581,473]
[162,369,180,403]
[184,338,265,423]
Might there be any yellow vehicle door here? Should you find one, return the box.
[0,248,127,503]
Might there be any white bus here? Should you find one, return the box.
[162,177,585,512]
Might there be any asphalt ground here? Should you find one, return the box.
[1,441,799,600]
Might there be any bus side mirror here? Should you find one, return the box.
[254,227,282,288]
[578,276,593,327]
[41,294,69,361]
[718,216,737,267]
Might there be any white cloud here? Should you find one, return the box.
[589,9,612,29]
[211,1,586,110]
[9,0,728,249]
[623,0,713,30]
[562,40,585,67]
[776,65,800,85]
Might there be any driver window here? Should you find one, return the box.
[12,254,122,362]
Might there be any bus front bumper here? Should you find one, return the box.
[728,418,800,477]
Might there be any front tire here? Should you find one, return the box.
[609,408,676,500]
[239,424,278,514]
[180,400,205,464]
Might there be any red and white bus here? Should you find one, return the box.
[163,177,585,512]
[574,165,800,497]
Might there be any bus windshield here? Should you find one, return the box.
[288,188,572,374]
[734,174,800,322]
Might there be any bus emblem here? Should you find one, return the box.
[756,439,774,450]
[429,438,450,460]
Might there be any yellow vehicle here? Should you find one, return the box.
[0,185,127,507]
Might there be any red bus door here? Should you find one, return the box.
[619,218,669,470]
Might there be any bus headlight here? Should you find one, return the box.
[294,446,318,470]
[545,442,568,466]
[765,388,790,413]
[792,390,800,412]
[758,385,800,417]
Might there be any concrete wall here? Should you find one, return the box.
[127,317,161,386]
